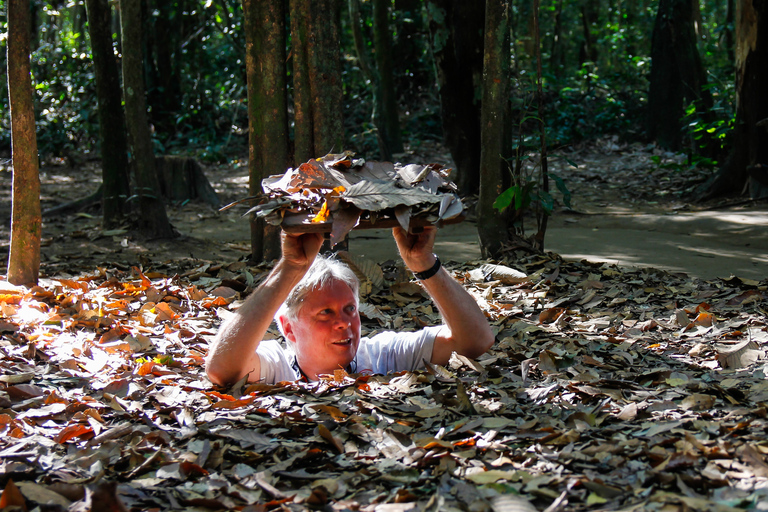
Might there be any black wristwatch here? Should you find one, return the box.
[413,255,441,280]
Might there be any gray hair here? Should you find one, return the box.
[275,256,360,335]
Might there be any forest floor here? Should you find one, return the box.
[1,140,768,511]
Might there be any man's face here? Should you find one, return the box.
[282,279,361,378]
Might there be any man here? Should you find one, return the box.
[205,226,494,385]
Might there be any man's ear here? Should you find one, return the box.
[280,316,297,344]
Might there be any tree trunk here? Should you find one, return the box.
[154,156,221,207]
[701,0,768,200]
[308,0,345,156]
[290,0,345,162]
[146,0,182,135]
[373,0,403,159]
[85,0,131,228]
[290,0,314,164]
[550,0,565,77]
[6,0,42,286]
[426,0,484,195]
[348,0,386,158]
[478,0,511,260]
[647,0,713,152]
[725,0,736,63]
[244,0,289,262]
[579,0,598,66]
[119,0,175,239]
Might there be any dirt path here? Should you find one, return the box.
[1,139,765,280]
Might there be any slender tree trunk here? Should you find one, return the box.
[120,0,175,239]
[290,0,314,164]
[308,0,345,155]
[550,0,565,77]
[532,0,549,251]
[290,0,344,161]
[426,0,484,195]
[244,0,288,262]
[725,0,736,63]
[348,0,387,159]
[373,0,403,158]
[85,0,131,228]
[6,0,41,286]
[647,0,713,152]
[478,0,510,259]
[701,0,768,200]
[579,0,598,66]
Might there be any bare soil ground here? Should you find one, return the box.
[1,138,766,281]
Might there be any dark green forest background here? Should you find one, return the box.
[0,0,734,169]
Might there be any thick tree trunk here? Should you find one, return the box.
[85,0,131,228]
[478,0,511,260]
[6,0,41,286]
[120,0,175,239]
[426,0,484,195]
[701,0,768,200]
[244,0,288,262]
[647,0,713,152]
[373,0,403,158]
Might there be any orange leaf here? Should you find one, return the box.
[211,397,255,409]
[539,307,565,324]
[0,479,27,510]
[137,361,157,376]
[202,297,230,308]
[0,293,22,305]
[205,391,236,401]
[55,423,94,444]
[55,279,89,292]
[312,201,332,223]
[694,311,714,327]
[132,267,153,288]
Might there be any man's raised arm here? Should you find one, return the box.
[205,232,323,386]
[393,226,495,365]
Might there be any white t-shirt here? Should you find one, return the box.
[256,326,442,383]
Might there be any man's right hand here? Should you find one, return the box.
[281,231,324,270]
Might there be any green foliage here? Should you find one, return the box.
[493,170,571,217]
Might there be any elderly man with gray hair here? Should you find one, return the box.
[205,226,495,385]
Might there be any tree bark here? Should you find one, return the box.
[290,0,314,164]
[373,0,403,158]
[6,0,42,286]
[120,0,175,239]
[701,0,768,200]
[290,0,344,162]
[579,0,598,66]
[647,0,713,152]
[85,0,131,228]
[307,0,345,156]
[478,0,511,259]
[426,0,485,195]
[244,0,289,262]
